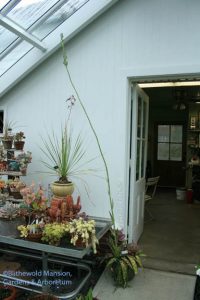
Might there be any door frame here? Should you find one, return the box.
[123,70,200,241]
[127,84,149,243]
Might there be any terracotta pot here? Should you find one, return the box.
[0,285,16,300]
[2,140,13,150]
[51,182,74,197]
[14,141,25,151]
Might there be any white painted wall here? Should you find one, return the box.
[1,0,200,234]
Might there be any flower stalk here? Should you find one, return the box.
[60,34,117,245]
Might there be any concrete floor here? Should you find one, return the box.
[139,187,200,275]
[93,268,196,300]
[93,188,198,299]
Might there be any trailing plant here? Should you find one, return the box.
[69,217,98,253]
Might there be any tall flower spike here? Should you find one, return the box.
[61,34,117,246]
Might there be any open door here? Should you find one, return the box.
[128,83,149,243]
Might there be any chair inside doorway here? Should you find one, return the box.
[145,176,160,221]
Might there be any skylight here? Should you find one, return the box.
[0,0,119,98]
[0,0,89,76]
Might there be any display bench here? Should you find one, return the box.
[0,217,111,299]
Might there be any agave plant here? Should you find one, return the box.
[40,126,92,184]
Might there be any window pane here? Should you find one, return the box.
[7,0,60,30]
[0,41,33,76]
[170,144,182,161]
[136,140,140,180]
[157,143,169,160]
[170,125,182,143]
[142,100,147,138]
[141,141,145,178]
[0,0,10,10]
[158,125,169,142]
[137,96,142,138]
[33,0,89,39]
[0,26,18,55]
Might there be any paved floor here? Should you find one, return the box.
[139,188,200,274]
[93,188,199,300]
[93,268,196,300]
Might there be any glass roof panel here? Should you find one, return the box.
[0,40,33,76]
[0,25,18,54]
[7,0,60,30]
[0,0,10,10]
[0,0,90,77]
[33,0,89,39]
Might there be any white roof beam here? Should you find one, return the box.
[0,14,47,52]
[0,0,67,60]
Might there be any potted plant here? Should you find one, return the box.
[41,222,69,246]
[40,126,90,197]
[7,178,26,199]
[14,131,25,150]
[1,121,15,150]
[0,201,25,238]
[0,285,16,300]
[69,217,98,254]
[18,219,45,242]
[20,183,47,212]
[15,151,32,175]
[105,232,144,288]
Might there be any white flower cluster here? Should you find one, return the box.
[69,218,98,253]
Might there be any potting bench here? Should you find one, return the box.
[0,216,111,299]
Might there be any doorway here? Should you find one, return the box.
[127,79,200,243]
[129,80,200,273]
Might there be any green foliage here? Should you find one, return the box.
[106,235,144,288]
[40,126,92,183]
[41,223,69,246]
[76,288,94,300]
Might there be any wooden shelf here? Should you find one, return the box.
[0,171,24,176]
[188,129,200,132]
